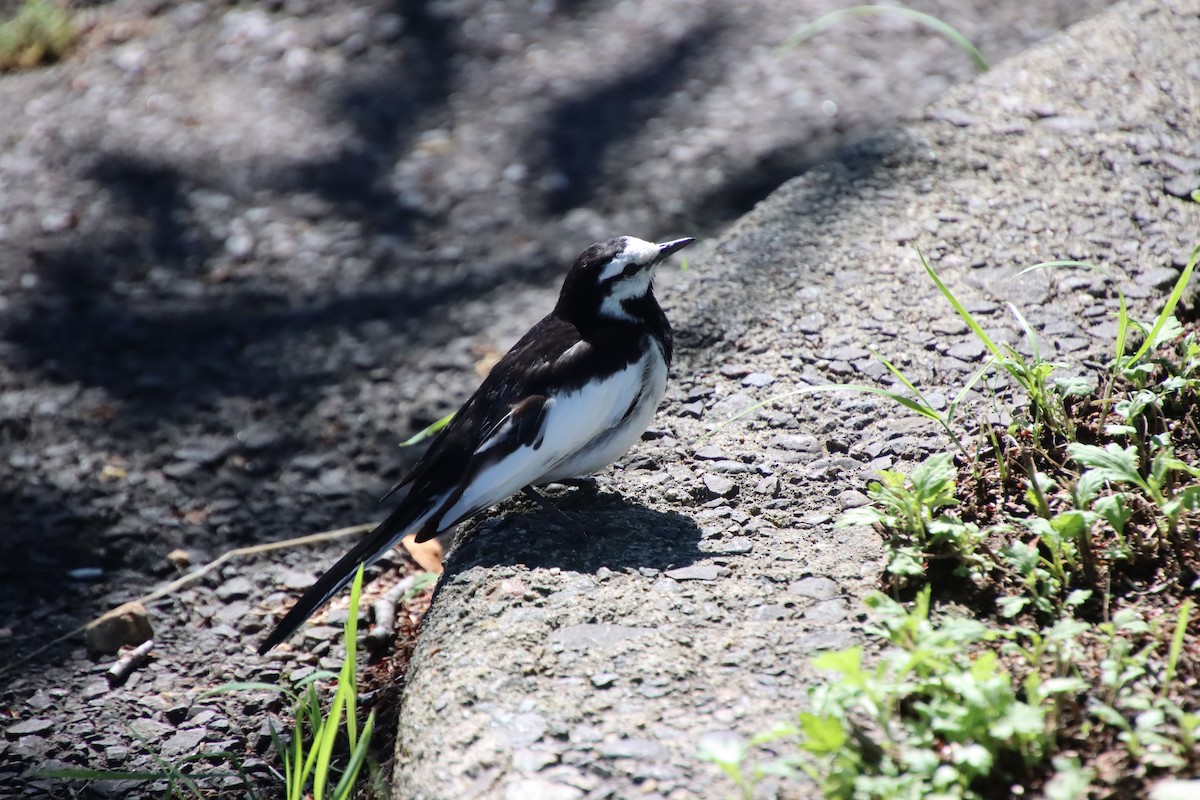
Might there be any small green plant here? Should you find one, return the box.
[701,589,1090,800]
[0,0,75,71]
[837,452,989,581]
[920,252,1090,446]
[1088,600,1198,771]
[211,565,377,800]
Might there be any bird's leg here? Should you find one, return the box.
[522,486,589,539]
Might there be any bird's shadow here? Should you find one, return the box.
[442,487,704,576]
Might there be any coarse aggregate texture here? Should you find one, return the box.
[393,1,1200,798]
[0,0,1155,797]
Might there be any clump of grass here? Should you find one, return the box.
[703,243,1200,799]
[702,590,1195,800]
[38,566,387,799]
[210,565,378,800]
[0,0,75,71]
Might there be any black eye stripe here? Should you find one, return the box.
[598,259,648,283]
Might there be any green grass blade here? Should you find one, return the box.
[1129,243,1199,363]
[1161,599,1194,701]
[313,566,364,799]
[1016,260,1101,277]
[782,4,989,71]
[263,721,291,787]
[1007,302,1042,363]
[313,678,347,800]
[700,383,945,441]
[297,687,325,797]
[293,669,341,690]
[869,348,932,409]
[200,682,297,703]
[343,566,365,749]
[406,571,441,598]
[919,250,1005,360]
[950,355,997,409]
[290,714,305,800]
[1114,290,1130,365]
[35,768,176,781]
[332,710,376,800]
[399,412,454,447]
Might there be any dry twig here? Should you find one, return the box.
[106,639,156,687]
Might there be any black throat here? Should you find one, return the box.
[554,289,673,366]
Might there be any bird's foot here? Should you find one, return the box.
[522,485,590,541]
[552,475,603,495]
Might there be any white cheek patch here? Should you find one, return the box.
[600,266,655,320]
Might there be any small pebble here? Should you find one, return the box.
[664,565,727,582]
[702,474,737,497]
[216,576,253,601]
[790,576,839,600]
[838,489,871,509]
[741,372,775,387]
[5,718,54,736]
[84,602,153,656]
[589,672,619,688]
[1162,174,1199,199]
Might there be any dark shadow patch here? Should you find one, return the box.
[2,147,553,424]
[692,145,819,228]
[692,132,900,230]
[444,488,706,575]
[86,154,216,270]
[269,0,460,238]
[534,19,726,214]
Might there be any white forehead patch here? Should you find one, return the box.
[597,237,660,283]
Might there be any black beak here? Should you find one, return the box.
[656,237,695,261]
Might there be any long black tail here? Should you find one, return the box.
[257,509,426,654]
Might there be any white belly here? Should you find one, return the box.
[540,343,668,483]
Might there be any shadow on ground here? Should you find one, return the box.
[447,491,706,576]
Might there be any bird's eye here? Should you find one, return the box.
[621,261,642,277]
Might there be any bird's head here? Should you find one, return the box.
[556,236,695,324]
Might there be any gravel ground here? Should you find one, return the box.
[0,0,1127,797]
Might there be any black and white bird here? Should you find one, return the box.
[259,235,694,653]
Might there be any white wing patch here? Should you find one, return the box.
[435,343,667,528]
[473,398,551,455]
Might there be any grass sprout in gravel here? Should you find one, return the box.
[703,244,1200,800]
[40,566,387,799]
[207,566,379,800]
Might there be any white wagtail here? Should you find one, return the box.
[259,235,694,653]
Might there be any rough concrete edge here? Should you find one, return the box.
[392,1,1200,797]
